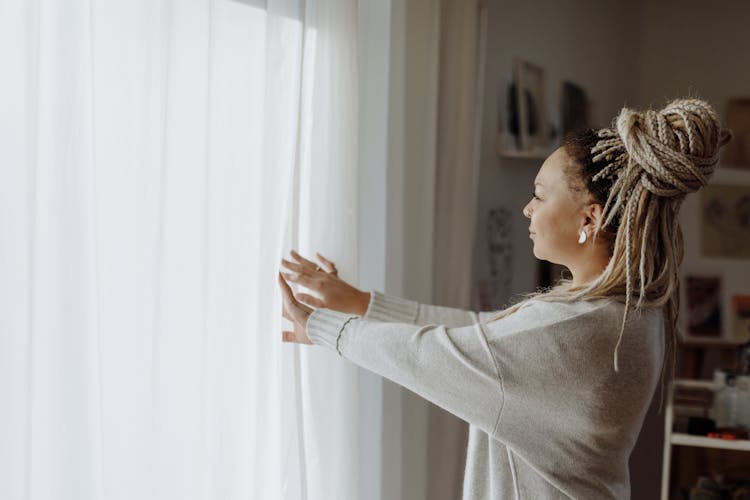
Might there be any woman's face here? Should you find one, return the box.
[522,147,590,266]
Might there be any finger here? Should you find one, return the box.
[283,300,308,325]
[280,271,300,284]
[280,274,313,320]
[282,306,293,321]
[278,272,297,302]
[315,252,338,275]
[282,271,318,290]
[280,258,308,275]
[281,299,306,327]
[296,293,325,308]
[289,249,319,271]
[282,330,311,345]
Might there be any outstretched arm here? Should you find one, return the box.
[280,250,500,328]
[306,308,504,438]
[278,270,504,437]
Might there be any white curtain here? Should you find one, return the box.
[0,0,361,498]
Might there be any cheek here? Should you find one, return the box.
[534,204,577,248]
[536,207,565,237]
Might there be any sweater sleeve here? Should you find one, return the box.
[307,307,504,438]
[364,290,501,328]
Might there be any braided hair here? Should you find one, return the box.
[488,98,732,409]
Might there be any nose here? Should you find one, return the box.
[522,201,532,219]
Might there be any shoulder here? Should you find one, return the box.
[484,299,665,377]
[492,298,613,329]
[487,297,662,338]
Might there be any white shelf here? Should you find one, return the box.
[670,433,750,452]
[661,378,750,499]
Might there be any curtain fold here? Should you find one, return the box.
[0,0,362,499]
[282,0,362,498]
[428,1,486,499]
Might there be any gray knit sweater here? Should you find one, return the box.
[306,290,664,499]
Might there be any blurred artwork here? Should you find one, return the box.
[561,81,588,136]
[510,59,547,151]
[722,98,750,168]
[701,184,750,259]
[732,295,750,342]
[686,276,722,337]
[475,207,513,311]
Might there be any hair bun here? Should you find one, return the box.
[611,98,731,198]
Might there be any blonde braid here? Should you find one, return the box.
[592,98,731,373]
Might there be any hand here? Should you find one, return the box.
[280,250,370,316]
[278,272,313,344]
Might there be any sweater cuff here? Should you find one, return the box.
[307,308,360,356]
[364,290,419,323]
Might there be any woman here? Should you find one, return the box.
[277,98,731,499]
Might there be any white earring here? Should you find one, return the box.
[578,230,587,244]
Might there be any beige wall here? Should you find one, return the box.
[635,0,750,109]
[635,0,750,340]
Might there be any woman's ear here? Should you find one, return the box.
[584,203,605,232]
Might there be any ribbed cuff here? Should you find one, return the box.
[364,291,419,323]
[307,308,360,356]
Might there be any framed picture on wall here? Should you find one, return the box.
[732,295,750,342]
[511,59,547,152]
[722,98,750,168]
[476,207,514,311]
[561,81,589,137]
[685,275,722,338]
[701,184,750,259]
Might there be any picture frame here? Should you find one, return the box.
[475,207,513,311]
[512,59,547,152]
[732,295,750,342]
[684,275,723,339]
[561,81,589,137]
[700,184,750,259]
[722,98,750,168]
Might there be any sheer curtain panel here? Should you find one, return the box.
[0,0,361,499]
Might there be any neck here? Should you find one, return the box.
[568,250,610,288]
